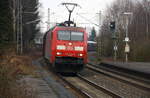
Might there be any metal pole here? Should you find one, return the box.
[47,8,50,30]
[13,0,16,43]
[114,17,118,61]
[146,9,148,40]
[126,16,129,38]
[125,42,128,62]
[99,11,102,57]
[16,0,23,54]
[20,0,23,54]
[17,0,20,54]
[123,12,133,62]
[114,40,117,61]
[125,16,129,62]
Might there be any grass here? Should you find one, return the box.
[0,47,37,98]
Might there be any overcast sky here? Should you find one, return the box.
[39,0,114,33]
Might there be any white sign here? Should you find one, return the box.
[114,46,118,51]
[125,44,130,53]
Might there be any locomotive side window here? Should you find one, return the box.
[57,30,84,41]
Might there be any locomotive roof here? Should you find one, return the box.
[56,25,85,29]
[45,25,85,34]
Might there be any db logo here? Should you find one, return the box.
[67,46,73,50]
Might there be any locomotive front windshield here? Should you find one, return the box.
[57,31,84,41]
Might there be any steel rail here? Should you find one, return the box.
[57,74,93,98]
[39,58,92,98]
[77,74,121,98]
[87,63,150,91]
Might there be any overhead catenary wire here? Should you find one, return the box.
[76,13,100,27]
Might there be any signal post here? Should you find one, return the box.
[123,12,132,62]
[110,21,117,61]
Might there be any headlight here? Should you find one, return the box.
[56,52,62,55]
[79,54,83,56]
[74,46,83,51]
[57,45,66,50]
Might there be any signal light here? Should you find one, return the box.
[109,21,115,30]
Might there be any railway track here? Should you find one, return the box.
[40,58,121,98]
[40,58,150,98]
[58,74,121,98]
[87,63,150,90]
[80,63,150,98]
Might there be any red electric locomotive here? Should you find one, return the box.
[43,3,87,73]
[43,24,87,73]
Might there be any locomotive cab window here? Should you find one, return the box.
[57,31,70,40]
[71,31,83,41]
[57,31,84,41]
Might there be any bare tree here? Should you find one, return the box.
[99,0,150,61]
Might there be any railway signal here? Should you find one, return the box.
[109,21,117,61]
[110,21,117,39]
